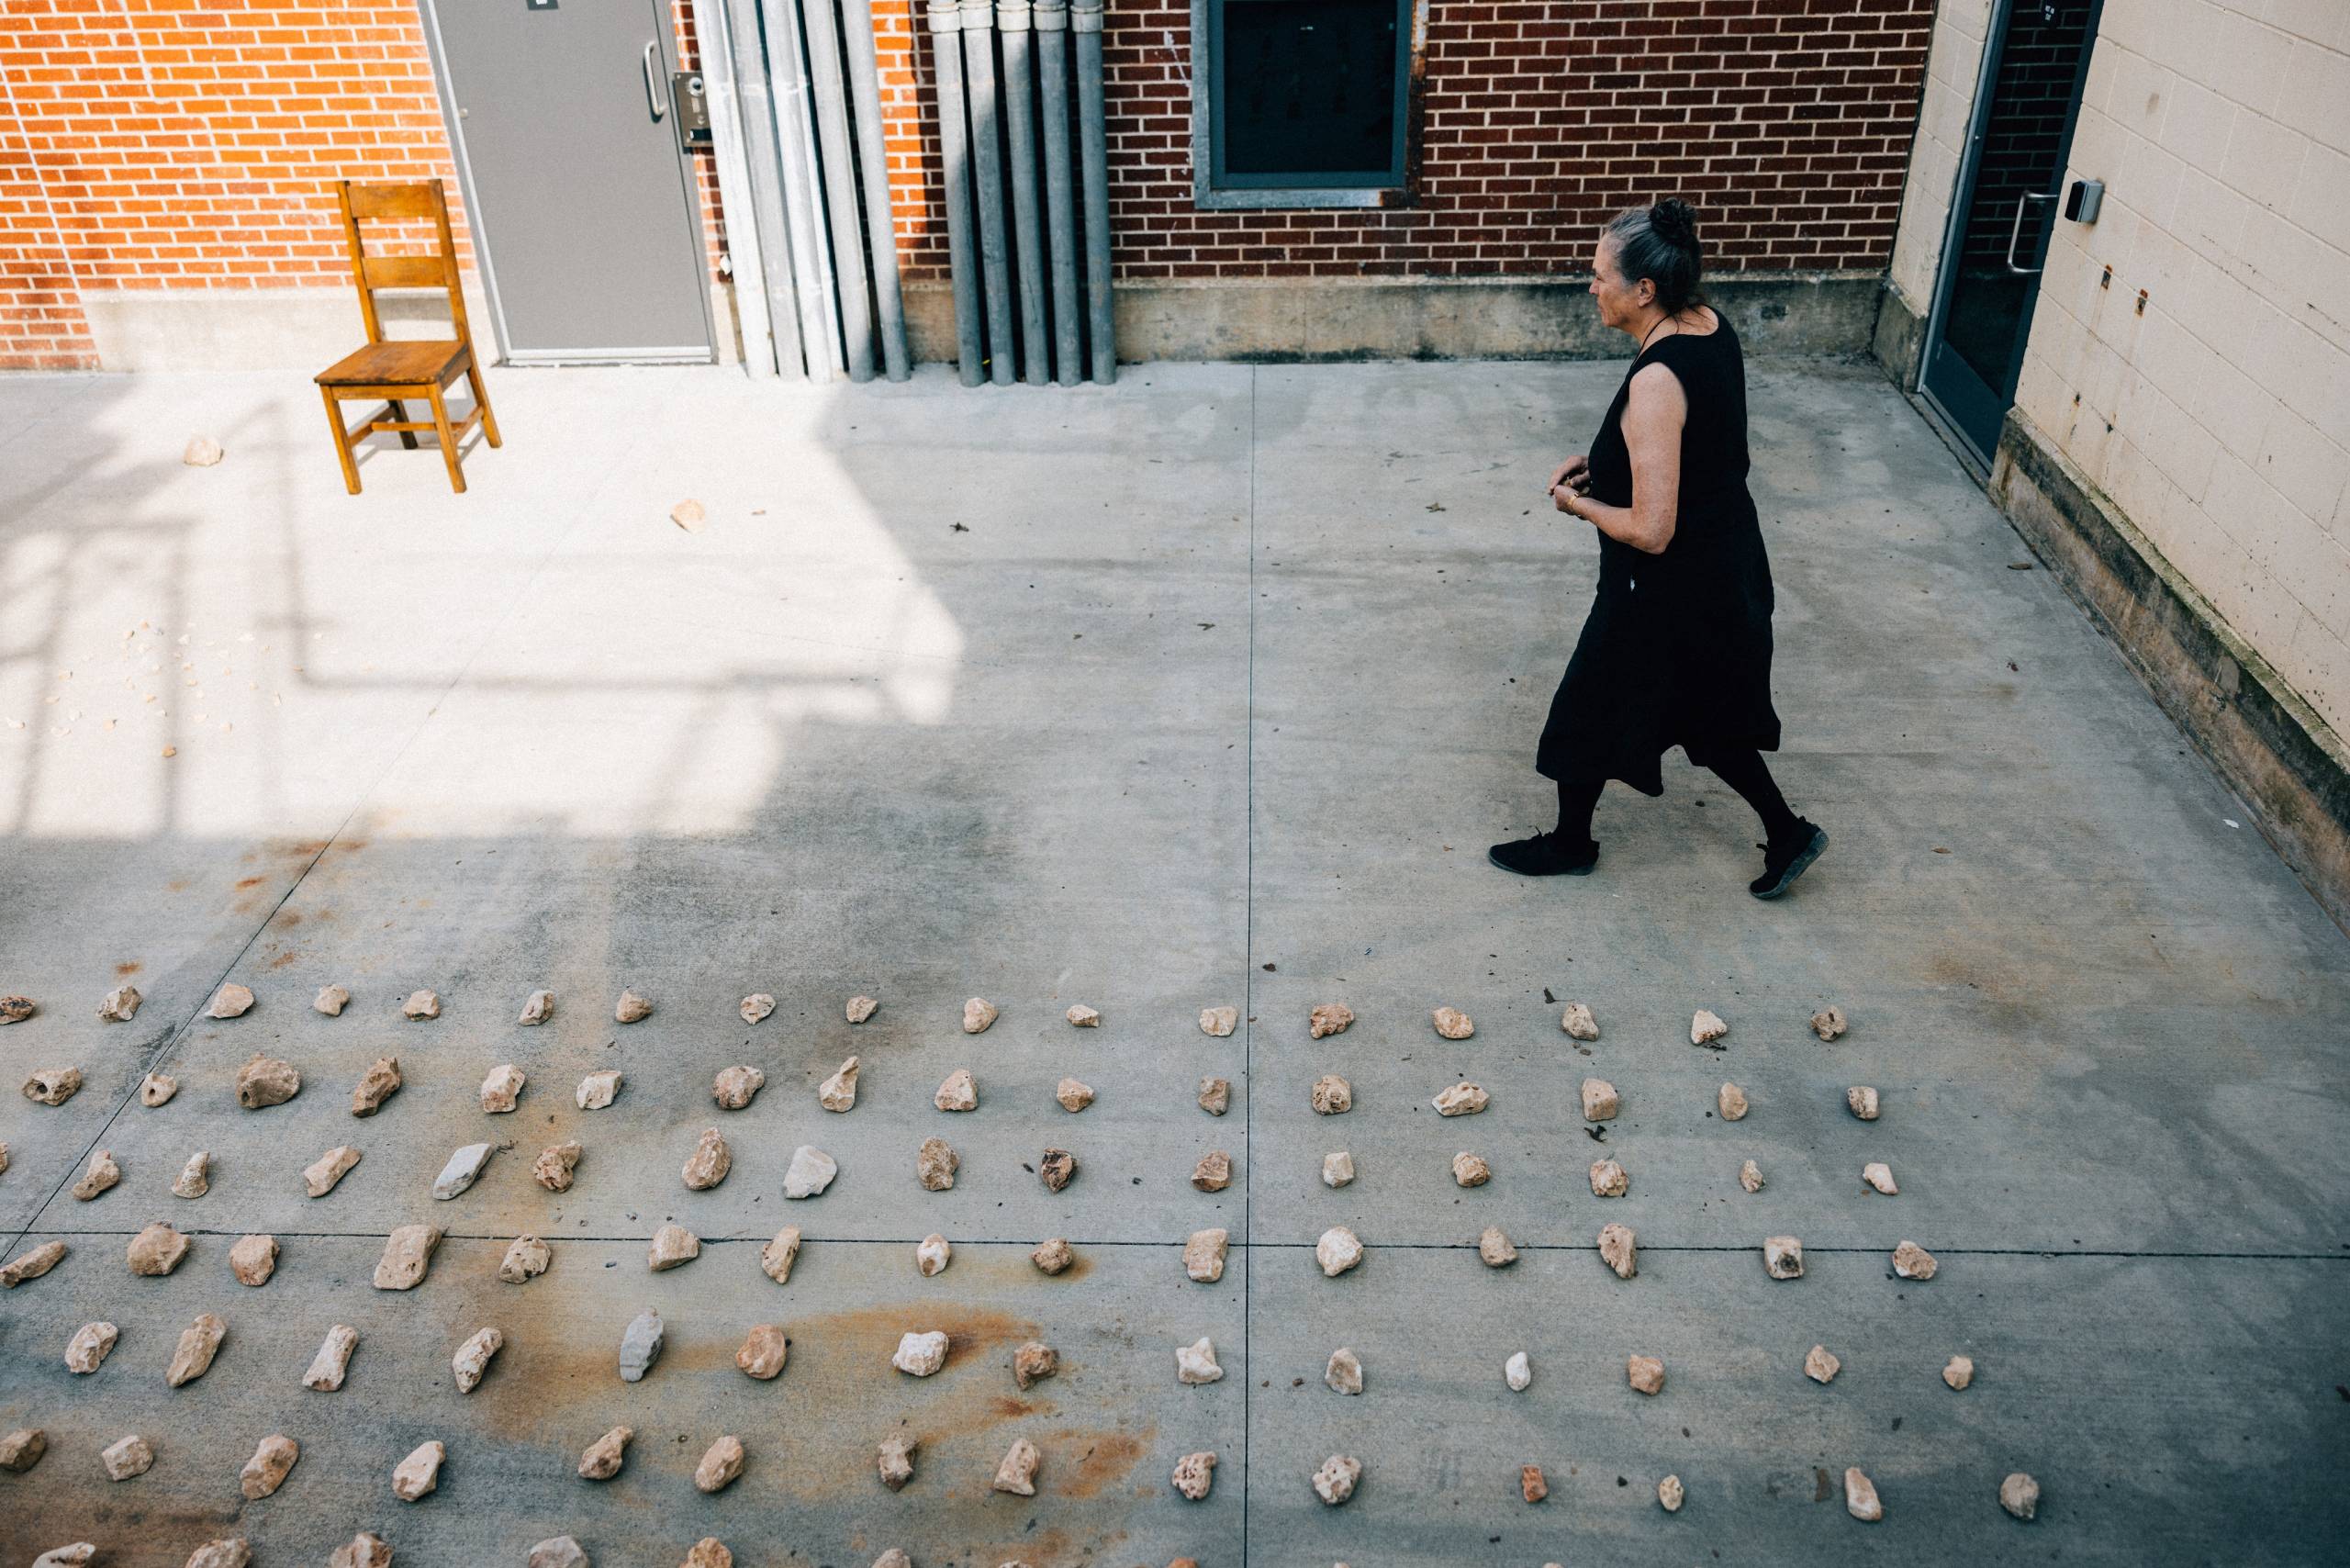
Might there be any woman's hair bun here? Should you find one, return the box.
[1649,197,1699,250]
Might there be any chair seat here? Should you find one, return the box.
[316,339,467,387]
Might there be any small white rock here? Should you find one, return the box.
[914,1233,951,1277]
[1504,1350,1532,1391]
[613,989,653,1023]
[1862,1161,1898,1195]
[1580,1078,1619,1121]
[392,1439,444,1502]
[1321,1150,1355,1187]
[934,1069,978,1111]
[1844,1465,1883,1522]
[1325,1347,1363,1394]
[97,986,141,1022]
[820,1058,860,1112]
[1067,1002,1101,1026]
[1892,1239,1938,1280]
[1739,1158,1764,1193]
[480,1064,526,1113]
[961,996,997,1033]
[845,994,877,1024]
[1690,1008,1729,1046]
[302,1325,358,1390]
[785,1145,837,1198]
[517,990,554,1025]
[451,1327,504,1393]
[1763,1235,1805,1280]
[1598,1221,1638,1279]
[740,992,776,1025]
[312,985,350,1016]
[1943,1354,1975,1390]
[712,1065,766,1109]
[1659,1474,1685,1511]
[647,1224,700,1271]
[1805,1344,1841,1383]
[1315,1226,1363,1277]
[1847,1085,1880,1120]
[400,990,440,1021]
[1176,1336,1224,1384]
[1199,1004,1237,1036]
[1312,1453,1360,1506]
[1561,1002,1599,1039]
[1718,1081,1750,1120]
[576,1070,622,1110]
[1432,1081,1488,1116]
[2000,1471,2040,1520]
[431,1142,494,1200]
[892,1330,948,1377]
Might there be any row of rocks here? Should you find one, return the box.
[13,1536,741,1568]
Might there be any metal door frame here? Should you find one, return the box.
[1918,0,2104,465]
[414,0,719,365]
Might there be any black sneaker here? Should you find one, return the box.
[1488,830,1599,877]
[1750,821,1827,900]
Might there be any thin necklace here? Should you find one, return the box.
[1639,312,1676,352]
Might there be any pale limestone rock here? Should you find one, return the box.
[533,1141,582,1192]
[876,1436,916,1490]
[1659,1474,1685,1511]
[1038,1147,1076,1191]
[1192,1150,1232,1191]
[140,1072,178,1106]
[528,1539,587,1568]
[1452,1151,1491,1187]
[240,1433,298,1498]
[1,1428,47,1470]
[184,434,225,465]
[820,1058,861,1112]
[1322,1150,1356,1187]
[916,1137,958,1191]
[760,1227,802,1283]
[934,1069,978,1111]
[1056,1076,1094,1112]
[433,1142,494,1200]
[167,1312,226,1386]
[236,1054,299,1108]
[1589,1158,1628,1197]
[1893,1240,1938,1280]
[1863,1161,1898,1195]
[694,1435,744,1493]
[613,989,653,1024]
[499,1235,551,1283]
[785,1145,837,1197]
[128,1221,189,1275]
[1199,1005,1237,1036]
[102,1434,154,1479]
[1198,1076,1230,1114]
[619,1310,664,1381]
[1433,1081,1488,1115]
[1032,1237,1074,1275]
[682,1128,732,1190]
[1432,1005,1474,1039]
[892,1330,947,1377]
[1326,1347,1363,1394]
[962,996,998,1033]
[451,1327,503,1392]
[23,1067,81,1104]
[0,995,30,1025]
[1811,1004,1849,1041]
[1690,1009,1729,1046]
[844,994,877,1024]
[576,1071,622,1110]
[2000,1472,2040,1520]
[98,985,141,1022]
[1806,1344,1841,1383]
[313,985,350,1016]
[1176,1336,1223,1384]
[1505,1350,1533,1392]
[680,1543,730,1568]
[373,1225,442,1290]
[915,1233,951,1277]
[578,1425,632,1479]
[1847,1085,1880,1120]
[5,1239,67,1286]
[1315,1226,1362,1277]
[1581,1078,1619,1120]
[303,1325,357,1390]
[1522,1463,1550,1504]
[1309,1002,1354,1038]
[1718,1081,1750,1120]
[647,1224,700,1271]
[330,1536,390,1568]
[229,1233,276,1285]
[73,1148,121,1200]
[1561,1002,1600,1039]
[1599,1222,1638,1279]
[1943,1355,1975,1390]
[1313,1454,1360,1505]
[1764,1236,1805,1280]
[991,1436,1041,1496]
[737,1324,789,1379]
[1067,1003,1101,1027]
[33,1545,96,1567]
[741,993,776,1025]
[713,1065,766,1110]
[518,990,554,1025]
[1740,1159,1764,1193]
[1479,1226,1518,1267]
[306,1145,362,1196]
[1628,1354,1665,1394]
[350,1057,402,1116]
[479,1064,525,1113]
[1185,1228,1228,1283]
[400,991,439,1021]
[1013,1340,1058,1389]
[392,1440,443,1501]
[207,983,254,1019]
[1844,1466,1883,1521]
[1172,1449,1216,1501]
[65,1321,118,1373]
[1310,1073,1352,1114]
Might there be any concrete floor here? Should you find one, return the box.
[0,358,2344,1568]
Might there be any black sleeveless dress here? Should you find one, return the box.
[1535,317,1780,795]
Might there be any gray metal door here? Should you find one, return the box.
[428,0,714,362]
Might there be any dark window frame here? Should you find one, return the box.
[1191,0,1425,210]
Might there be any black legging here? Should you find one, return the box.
[1558,749,1799,843]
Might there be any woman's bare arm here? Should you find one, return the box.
[1552,364,1684,554]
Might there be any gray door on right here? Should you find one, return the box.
[431,0,714,363]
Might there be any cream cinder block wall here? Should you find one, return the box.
[2011,0,2350,734]
[1886,0,1996,319]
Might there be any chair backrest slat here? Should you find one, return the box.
[361,254,447,290]
[333,178,474,351]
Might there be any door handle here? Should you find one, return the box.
[643,40,670,120]
[2005,190,2057,275]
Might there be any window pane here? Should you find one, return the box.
[1220,0,1399,181]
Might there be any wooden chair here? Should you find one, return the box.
[316,178,500,494]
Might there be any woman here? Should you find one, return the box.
[1489,199,1828,900]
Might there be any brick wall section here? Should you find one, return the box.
[874,0,1933,285]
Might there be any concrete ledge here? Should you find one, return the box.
[1993,408,2350,932]
[904,271,1884,365]
[1871,278,1929,392]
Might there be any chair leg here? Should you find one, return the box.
[427,385,465,493]
[319,386,361,495]
[465,364,502,448]
[386,398,420,450]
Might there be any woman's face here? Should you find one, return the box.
[1589,233,1653,332]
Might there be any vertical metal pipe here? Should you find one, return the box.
[959,0,1015,385]
[1072,0,1113,383]
[760,0,845,376]
[839,0,912,379]
[802,0,878,379]
[997,0,1048,384]
[1033,0,1079,386]
[698,0,785,375]
[926,0,985,385]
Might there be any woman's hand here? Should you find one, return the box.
[1546,454,1591,497]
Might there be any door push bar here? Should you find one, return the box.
[2005,189,2058,275]
[643,40,671,121]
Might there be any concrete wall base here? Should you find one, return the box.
[1992,408,2350,933]
[1871,279,1929,392]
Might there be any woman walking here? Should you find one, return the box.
[1490,199,1828,899]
